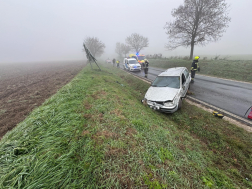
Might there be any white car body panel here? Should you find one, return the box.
[144,67,191,113]
[123,58,141,71]
[145,87,179,102]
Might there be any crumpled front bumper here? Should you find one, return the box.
[145,100,178,113]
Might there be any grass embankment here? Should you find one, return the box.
[151,59,252,83]
[0,64,252,188]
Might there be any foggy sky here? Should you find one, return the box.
[1,0,252,63]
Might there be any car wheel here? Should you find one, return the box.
[178,98,182,110]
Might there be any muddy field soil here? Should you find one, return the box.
[0,61,85,139]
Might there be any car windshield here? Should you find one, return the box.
[128,59,137,64]
[131,56,137,60]
[138,56,145,60]
[152,76,180,89]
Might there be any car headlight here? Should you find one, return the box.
[147,100,153,105]
[164,101,175,107]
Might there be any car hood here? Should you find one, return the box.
[129,63,141,67]
[145,87,179,101]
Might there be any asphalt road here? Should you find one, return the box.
[120,65,252,119]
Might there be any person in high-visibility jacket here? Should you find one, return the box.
[191,56,200,83]
[116,60,120,68]
[143,59,149,78]
[112,58,116,67]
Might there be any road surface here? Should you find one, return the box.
[120,65,252,120]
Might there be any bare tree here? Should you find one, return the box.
[115,42,131,57]
[84,37,105,57]
[125,33,149,54]
[115,42,123,57]
[121,43,131,57]
[164,0,231,59]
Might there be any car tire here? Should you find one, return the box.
[178,98,182,110]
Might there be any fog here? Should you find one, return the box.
[1,0,252,63]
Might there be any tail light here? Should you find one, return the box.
[248,108,252,120]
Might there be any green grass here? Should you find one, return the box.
[0,63,252,188]
[150,58,252,83]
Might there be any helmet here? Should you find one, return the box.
[194,56,200,60]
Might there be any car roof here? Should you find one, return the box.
[158,67,186,77]
[125,58,137,61]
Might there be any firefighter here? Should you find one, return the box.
[116,60,120,68]
[112,58,116,67]
[143,59,149,78]
[191,56,200,83]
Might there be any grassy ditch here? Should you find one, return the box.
[150,59,252,83]
[0,64,252,188]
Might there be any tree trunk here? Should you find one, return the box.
[190,42,195,60]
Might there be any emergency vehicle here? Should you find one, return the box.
[137,54,145,64]
[129,54,146,67]
[123,57,141,71]
[129,54,138,60]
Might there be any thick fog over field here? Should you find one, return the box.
[0,0,252,63]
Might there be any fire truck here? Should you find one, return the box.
[129,54,146,67]
[137,54,146,65]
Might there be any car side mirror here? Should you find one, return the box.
[182,85,185,90]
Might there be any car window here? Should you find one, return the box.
[128,60,137,64]
[182,74,186,85]
[152,76,180,89]
[138,56,145,61]
[184,69,189,78]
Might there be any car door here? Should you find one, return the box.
[181,73,187,97]
[124,59,128,69]
[126,60,130,70]
[183,69,190,89]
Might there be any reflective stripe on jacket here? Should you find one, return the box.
[191,60,199,71]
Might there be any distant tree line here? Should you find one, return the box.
[146,54,162,59]
[115,33,149,57]
[115,42,131,57]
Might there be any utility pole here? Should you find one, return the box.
[83,43,101,71]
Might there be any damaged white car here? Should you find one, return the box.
[143,67,191,113]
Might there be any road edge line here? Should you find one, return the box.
[186,96,252,132]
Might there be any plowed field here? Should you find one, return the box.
[0,61,85,139]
